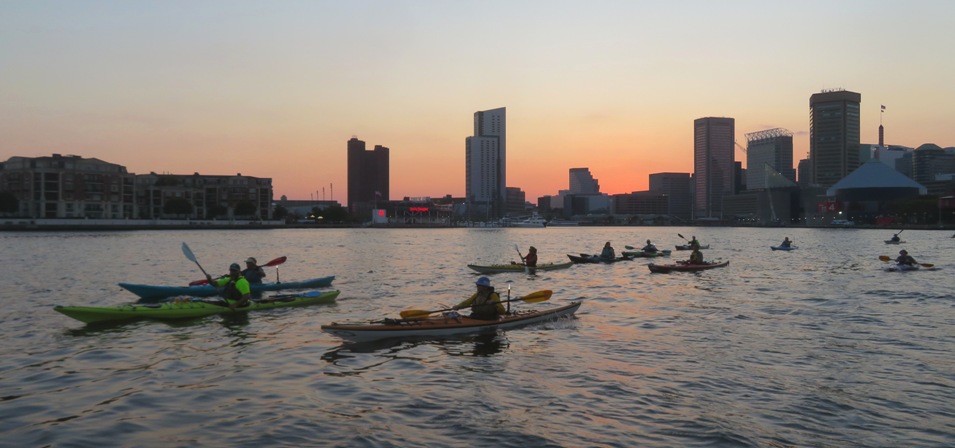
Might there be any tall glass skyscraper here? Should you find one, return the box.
[809,89,861,188]
[693,117,735,219]
[465,107,506,218]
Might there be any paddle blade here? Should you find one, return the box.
[878,255,891,262]
[920,263,934,268]
[399,310,432,319]
[181,242,198,263]
[518,289,552,303]
[189,279,209,286]
[264,256,287,267]
[625,245,635,250]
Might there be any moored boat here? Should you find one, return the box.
[675,244,710,250]
[648,260,729,273]
[321,301,581,342]
[467,261,573,274]
[119,276,336,300]
[55,290,341,324]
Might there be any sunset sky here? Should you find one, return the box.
[2,1,954,204]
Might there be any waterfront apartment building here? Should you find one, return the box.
[346,137,390,214]
[569,168,600,194]
[0,154,273,219]
[135,172,273,220]
[0,154,135,218]
[809,89,861,188]
[745,128,796,190]
[693,117,735,219]
[465,107,506,219]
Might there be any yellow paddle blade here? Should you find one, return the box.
[920,263,934,268]
[878,255,891,262]
[519,290,552,303]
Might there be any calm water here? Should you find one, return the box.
[1,227,953,447]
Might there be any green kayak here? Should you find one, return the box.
[54,290,340,324]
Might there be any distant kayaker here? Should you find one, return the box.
[642,239,658,254]
[688,247,704,265]
[600,242,616,260]
[689,236,701,250]
[521,246,538,267]
[242,257,266,284]
[890,234,900,243]
[895,250,917,267]
[780,237,792,248]
[206,262,251,310]
[453,276,505,320]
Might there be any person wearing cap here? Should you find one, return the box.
[520,246,538,268]
[206,262,251,309]
[241,257,266,284]
[641,239,658,254]
[895,249,916,267]
[452,276,505,320]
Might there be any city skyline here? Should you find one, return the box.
[2,2,954,205]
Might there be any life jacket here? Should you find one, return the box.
[221,276,248,303]
[471,290,502,317]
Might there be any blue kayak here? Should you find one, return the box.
[770,245,797,251]
[119,276,336,300]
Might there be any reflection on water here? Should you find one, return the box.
[323,332,509,363]
[3,227,954,447]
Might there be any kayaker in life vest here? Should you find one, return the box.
[206,263,251,309]
[521,246,538,267]
[599,242,616,260]
[241,257,266,284]
[689,236,701,250]
[453,276,505,320]
[780,237,792,248]
[895,250,917,267]
[642,239,658,253]
[688,248,704,265]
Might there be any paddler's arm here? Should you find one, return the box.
[452,292,478,310]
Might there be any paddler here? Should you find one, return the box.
[452,276,505,320]
[206,263,251,310]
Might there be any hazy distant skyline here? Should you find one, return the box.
[2,1,954,204]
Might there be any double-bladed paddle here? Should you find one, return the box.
[181,243,210,278]
[187,256,288,285]
[878,255,934,268]
[514,244,529,274]
[399,289,553,319]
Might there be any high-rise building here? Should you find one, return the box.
[569,168,599,194]
[346,136,389,214]
[465,107,506,218]
[809,89,861,188]
[693,117,735,219]
[649,172,692,222]
[745,128,796,190]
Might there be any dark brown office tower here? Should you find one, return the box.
[347,137,389,214]
[809,89,861,188]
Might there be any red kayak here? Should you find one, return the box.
[648,260,729,273]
